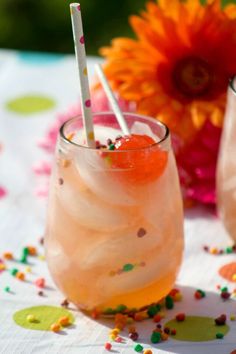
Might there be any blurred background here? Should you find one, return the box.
[0,0,235,56]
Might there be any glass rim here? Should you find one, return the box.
[229,77,236,95]
[59,111,170,152]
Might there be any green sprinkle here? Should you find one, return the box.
[226,247,233,254]
[103,308,116,315]
[151,331,161,343]
[20,255,28,264]
[23,247,29,256]
[165,295,174,309]
[116,304,127,313]
[221,287,228,292]
[134,344,144,352]
[108,144,115,150]
[122,263,134,272]
[216,332,224,339]
[147,305,159,317]
[197,289,206,297]
[10,268,18,276]
[4,286,10,292]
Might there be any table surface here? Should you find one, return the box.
[0,49,236,354]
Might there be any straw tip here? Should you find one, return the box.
[70,3,81,10]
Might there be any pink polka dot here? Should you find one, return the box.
[77,4,81,11]
[80,36,85,44]
[85,99,91,108]
[0,186,7,199]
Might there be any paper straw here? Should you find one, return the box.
[70,3,95,147]
[95,64,130,136]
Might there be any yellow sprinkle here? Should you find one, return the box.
[127,317,134,324]
[230,314,235,321]
[88,131,95,141]
[38,255,45,261]
[232,274,236,281]
[109,334,116,341]
[174,293,183,301]
[66,132,75,141]
[27,314,37,323]
[25,266,31,273]
[159,311,166,318]
[62,159,70,168]
[110,328,120,336]
[0,264,6,271]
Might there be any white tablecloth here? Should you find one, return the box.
[0,49,236,354]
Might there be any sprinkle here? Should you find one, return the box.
[161,332,169,341]
[195,289,206,299]
[128,326,136,333]
[3,252,13,260]
[170,329,176,335]
[216,332,224,339]
[137,227,147,237]
[16,272,25,281]
[27,314,37,323]
[221,291,231,300]
[25,266,31,273]
[134,344,144,352]
[61,299,69,307]
[50,323,61,332]
[143,350,153,354]
[230,315,235,321]
[107,138,113,146]
[215,314,226,325]
[35,277,45,288]
[232,274,236,281]
[66,132,75,141]
[165,296,174,309]
[176,313,185,322]
[58,316,70,327]
[109,334,116,341]
[0,263,6,271]
[147,305,159,318]
[38,291,44,296]
[110,328,120,336]
[108,144,115,150]
[10,268,18,276]
[61,159,70,168]
[104,342,112,351]
[4,286,10,292]
[38,254,45,261]
[153,314,162,322]
[129,332,139,341]
[115,336,122,343]
[150,331,161,343]
[58,178,64,185]
[116,304,127,313]
[39,237,44,245]
[122,263,134,272]
[164,327,170,334]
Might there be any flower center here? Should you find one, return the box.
[173,57,213,98]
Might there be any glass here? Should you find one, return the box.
[45,112,184,315]
[217,78,236,242]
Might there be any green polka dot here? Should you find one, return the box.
[122,263,134,272]
[13,305,74,331]
[6,95,55,115]
[165,316,229,342]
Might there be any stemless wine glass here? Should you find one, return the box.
[217,77,236,242]
[45,112,184,316]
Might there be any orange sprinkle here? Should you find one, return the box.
[3,252,13,260]
[61,159,70,168]
[128,326,136,333]
[58,316,70,327]
[27,246,37,256]
[50,323,61,332]
[16,272,25,281]
[66,132,75,141]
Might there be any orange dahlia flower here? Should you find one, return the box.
[99,0,236,205]
[100,0,236,142]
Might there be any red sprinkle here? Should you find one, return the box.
[171,329,177,335]
[176,313,185,322]
[35,277,45,288]
[221,291,231,300]
[153,314,162,323]
[105,342,112,351]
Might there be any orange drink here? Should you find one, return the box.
[45,112,184,315]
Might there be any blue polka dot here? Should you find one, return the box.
[17,51,65,65]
